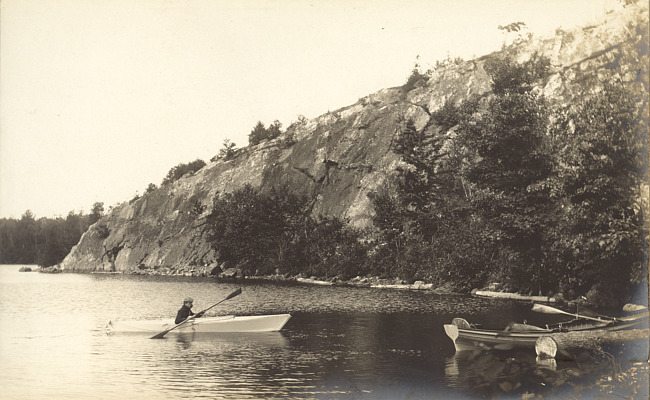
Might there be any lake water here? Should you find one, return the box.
[0,264,647,399]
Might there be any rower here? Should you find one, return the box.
[175,297,205,324]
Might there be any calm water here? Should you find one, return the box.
[0,265,647,399]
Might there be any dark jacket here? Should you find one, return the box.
[175,305,195,324]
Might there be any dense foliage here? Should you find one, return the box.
[205,184,367,279]
[0,204,104,267]
[545,82,648,302]
[370,51,647,305]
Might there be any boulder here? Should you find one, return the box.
[220,268,238,278]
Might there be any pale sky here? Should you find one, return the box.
[0,0,622,219]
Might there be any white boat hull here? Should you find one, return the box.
[444,311,649,352]
[107,314,291,334]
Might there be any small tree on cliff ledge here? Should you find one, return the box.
[161,159,206,185]
[248,120,283,146]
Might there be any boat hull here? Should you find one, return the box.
[108,314,291,334]
[444,324,556,351]
[444,312,649,352]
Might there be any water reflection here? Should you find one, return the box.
[445,350,560,394]
[174,331,289,348]
[99,331,299,399]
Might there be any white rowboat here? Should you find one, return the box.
[444,311,649,352]
[107,314,291,334]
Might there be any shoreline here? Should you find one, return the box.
[30,265,563,303]
[35,264,558,301]
[38,264,462,294]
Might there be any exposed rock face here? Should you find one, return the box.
[60,1,648,273]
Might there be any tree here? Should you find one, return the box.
[17,210,38,264]
[145,183,157,194]
[267,120,282,140]
[455,54,553,292]
[248,120,283,146]
[206,185,300,275]
[206,184,367,278]
[212,139,237,161]
[0,204,102,266]
[248,121,267,146]
[402,57,429,92]
[548,82,647,300]
[369,117,453,282]
[161,159,206,185]
[35,217,69,267]
[89,202,104,224]
[371,55,554,291]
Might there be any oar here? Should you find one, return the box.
[150,288,242,339]
[531,303,612,322]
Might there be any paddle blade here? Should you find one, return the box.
[532,304,567,315]
[226,288,242,300]
[150,330,171,339]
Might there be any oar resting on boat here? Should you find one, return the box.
[531,303,613,322]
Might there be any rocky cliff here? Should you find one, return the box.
[60,1,648,274]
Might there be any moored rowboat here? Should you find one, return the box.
[107,314,291,334]
[444,309,648,352]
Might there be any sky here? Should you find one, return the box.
[0,0,623,219]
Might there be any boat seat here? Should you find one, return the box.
[506,322,546,332]
[451,318,471,329]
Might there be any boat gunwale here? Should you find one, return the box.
[444,311,648,351]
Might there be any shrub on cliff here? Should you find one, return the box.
[402,65,428,92]
[248,120,283,146]
[161,159,206,186]
[211,139,238,161]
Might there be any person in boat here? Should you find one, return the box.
[175,297,205,324]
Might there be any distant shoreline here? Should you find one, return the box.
[19,264,560,303]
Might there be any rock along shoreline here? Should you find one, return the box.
[42,264,463,294]
[39,264,561,301]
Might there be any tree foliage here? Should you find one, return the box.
[161,159,206,186]
[212,139,238,161]
[248,120,283,146]
[89,202,104,225]
[205,184,367,279]
[402,62,429,92]
[145,183,157,194]
[456,55,554,291]
[370,52,647,304]
[546,82,648,299]
[0,207,104,267]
